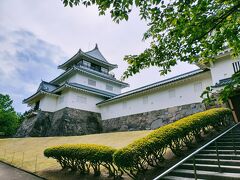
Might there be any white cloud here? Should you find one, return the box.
[0,0,198,112]
[0,27,66,112]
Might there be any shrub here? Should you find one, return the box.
[44,144,121,177]
[113,108,232,178]
[44,108,232,179]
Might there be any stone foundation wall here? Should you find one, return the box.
[102,103,206,132]
[16,103,206,137]
[15,107,102,137]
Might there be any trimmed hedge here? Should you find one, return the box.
[44,144,121,177]
[113,108,232,178]
[44,108,232,179]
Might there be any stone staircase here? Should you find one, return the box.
[154,123,240,180]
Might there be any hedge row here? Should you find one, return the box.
[44,108,232,178]
[113,108,232,177]
[44,144,121,177]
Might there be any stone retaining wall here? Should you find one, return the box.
[15,107,102,137]
[16,103,206,137]
[102,103,206,132]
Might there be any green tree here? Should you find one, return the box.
[62,0,240,79]
[201,72,240,105]
[0,94,19,136]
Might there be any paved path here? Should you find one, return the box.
[0,162,43,180]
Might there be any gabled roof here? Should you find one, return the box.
[58,44,118,70]
[97,69,209,106]
[50,66,129,88]
[23,90,59,104]
[85,44,108,63]
[37,81,59,92]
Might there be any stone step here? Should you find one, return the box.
[194,153,240,160]
[163,175,205,180]
[217,138,240,142]
[205,145,240,150]
[223,134,240,138]
[186,158,240,166]
[211,141,240,146]
[169,169,240,179]
[200,149,238,154]
[180,163,240,173]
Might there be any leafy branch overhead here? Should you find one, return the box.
[201,72,240,105]
[62,0,240,79]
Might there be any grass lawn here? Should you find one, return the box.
[0,130,151,179]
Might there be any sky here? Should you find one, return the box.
[0,0,197,113]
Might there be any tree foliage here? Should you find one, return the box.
[201,72,240,105]
[62,0,240,79]
[0,94,19,136]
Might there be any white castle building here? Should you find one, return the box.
[20,45,240,136]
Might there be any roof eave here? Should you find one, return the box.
[23,91,59,104]
[97,69,209,106]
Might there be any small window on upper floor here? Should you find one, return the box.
[168,89,176,98]
[82,60,91,68]
[88,79,96,86]
[101,67,108,74]
[106,84,113,91]
[194,82,203,92]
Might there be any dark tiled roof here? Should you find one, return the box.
[23,90,59,103]
[58,45,117,70]
[97,69,209,105]
[37,81,59,92]
[212,78,232,88]
[50,66,129,87]
[85,44,108,63]
[67,82,117,98]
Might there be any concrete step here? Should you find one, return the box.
[211,141,240,146]
[223,134,240,138]
[217,138,240,142]
[194,153,240,160]
[186,158,240,166]
[169,169,240,179]
[200,149,238,154]
[205,145,240,150]
[180,163,240,173]
[163,175,205,180]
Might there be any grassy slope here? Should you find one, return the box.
[0,130,151,174]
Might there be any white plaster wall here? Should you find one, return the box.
[210,55,239,85]
[68,73,122,94]
[99,72,212,120]
[39,96,57,112]
[55,89,105,112]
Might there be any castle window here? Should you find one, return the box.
[88,79,96,86]
[82,60,91,68]
[106,84,113,91]
[101,67,108,74]
[168,89,176,98]
[194,82,202,92]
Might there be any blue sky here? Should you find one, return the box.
[0,0,197,113]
